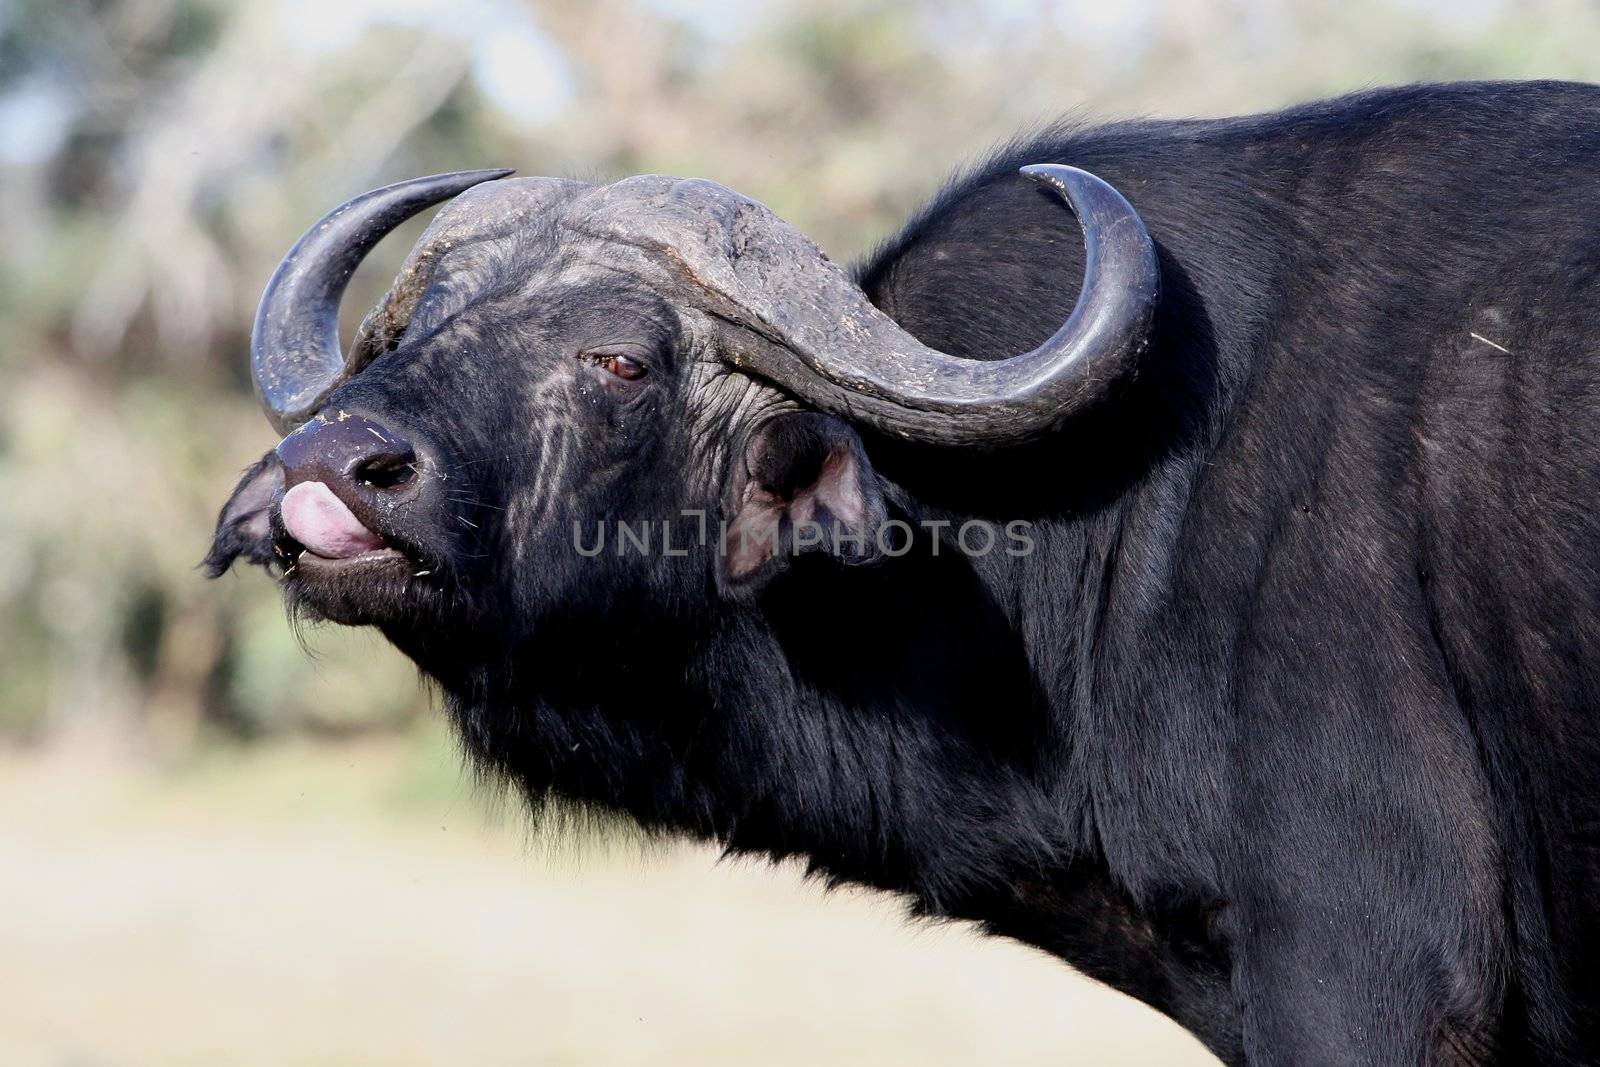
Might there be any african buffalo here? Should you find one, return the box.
[208,81,1600,1064]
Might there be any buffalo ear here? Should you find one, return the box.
[202,451,285,577]
[719,412,885,592]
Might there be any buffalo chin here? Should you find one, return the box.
[284,548,419,626]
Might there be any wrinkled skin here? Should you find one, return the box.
[210,83,1600,1066]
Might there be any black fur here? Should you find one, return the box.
[210,82,1600,1065]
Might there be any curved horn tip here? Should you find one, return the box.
[439,166,516,184]
[1018,161,1073,183]
[1018,163,1104,201]
[251,166,516,434]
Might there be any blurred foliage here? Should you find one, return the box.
[5,0,1600,747]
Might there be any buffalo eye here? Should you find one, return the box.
[584,345,650,381]
[602,353,647,380]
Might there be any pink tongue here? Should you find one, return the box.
[281,481,384,559]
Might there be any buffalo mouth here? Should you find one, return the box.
[273,480,424,622]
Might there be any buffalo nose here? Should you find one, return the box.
[275,413,421,499]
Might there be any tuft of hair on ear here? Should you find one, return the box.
[719,412,886,594]
[202,451,285,577]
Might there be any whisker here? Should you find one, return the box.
[448,448,545,470]
[447,495,507,512]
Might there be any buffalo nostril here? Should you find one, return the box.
[276,413,424,496]
[355,451,418,491]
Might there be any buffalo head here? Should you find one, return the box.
[207,164,1156,655]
